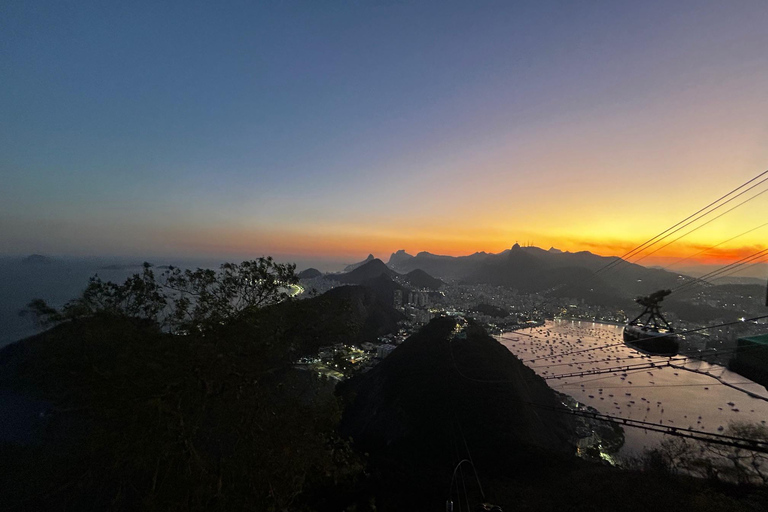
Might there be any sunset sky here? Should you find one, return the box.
[2,1,767,272]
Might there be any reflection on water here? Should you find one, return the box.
[498,319,768,457]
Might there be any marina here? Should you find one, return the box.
[498,319,768,458]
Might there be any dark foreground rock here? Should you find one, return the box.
[337,317,768,511]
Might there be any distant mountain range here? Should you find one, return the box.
[331,259,444,289]
[327,259,444,306]
[386,249,498,277]
[384,243,690,301]
[386,249,414,270]
[308,246,760,323]
[402,269,444,290]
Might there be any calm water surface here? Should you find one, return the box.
[498,319,768,457]
[0,259,139,348]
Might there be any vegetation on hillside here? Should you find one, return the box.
[25,258,298,334]
[2,259,370,511]
[2,259,767,511]
[638,423,768,485]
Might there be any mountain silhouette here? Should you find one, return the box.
[380,244,686,301]
[297,268,322,279]
[343,254,375,272]
[402,268,444,289]
[386,249,414,270]
[333,258,396,284]
[339,316,575,479]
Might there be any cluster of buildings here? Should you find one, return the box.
[296,343,370,380]
[393,289,436,324]
[296,329,417,380]
[296,269,768,384]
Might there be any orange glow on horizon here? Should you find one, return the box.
[164,221,767,273]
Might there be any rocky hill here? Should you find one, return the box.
[339,316,575,466]
[386,249,414,270]
[402,268,444,290]
[0,281,408,511]
[331,258,397,284]
[387,250,494,278]
[317,285,405,342]
[336,316,766,511]
[357,274,406,308]
[1,289,762,511]
[297,267,323,279]
[343,254,376,272]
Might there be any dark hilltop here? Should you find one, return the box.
[333,258,396,284]
[297,267,323,279]
[344,254,376,272]
[402,268,444,289]
[0,258,764,511]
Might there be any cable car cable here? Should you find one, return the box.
[673,249,768,294]
[630,186,768,266]
[591,169,768,276]
[663,220,768,271]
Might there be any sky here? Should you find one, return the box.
[2,0,767,272]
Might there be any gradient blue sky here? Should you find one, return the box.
[2,1,767,270]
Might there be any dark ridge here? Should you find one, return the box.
[402,268,444,290]
[332,258,397,284]
[339,316,574,461]
[470,249,683,302]
[359,274,407,307]
[343,254,375,272]
[380,245,689,300]
[470,303,509,318]
[338,317,577,509]
[297,267,323,279]
[394,251,493,278]
[386,249,414,269]
[318,285,405,342]
[0,284,407,510]
[1,296,763,510]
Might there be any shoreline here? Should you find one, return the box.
[553,316,625,327]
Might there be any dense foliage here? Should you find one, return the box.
[640,423,768,485]
[3,258,372,511]
[25,257,298,334]
[6,260,768,511]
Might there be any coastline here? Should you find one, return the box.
[553,316,625,327]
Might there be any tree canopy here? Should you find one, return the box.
[5,258,371,511]
[26,257,298,334]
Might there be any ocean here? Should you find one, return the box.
[0,258,146,348]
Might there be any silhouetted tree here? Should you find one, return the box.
[25,257,298,334]
[160,257,298,332]
[640,422,768,485]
